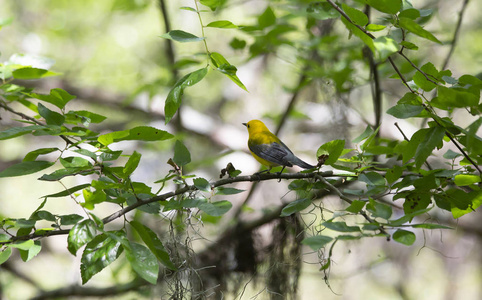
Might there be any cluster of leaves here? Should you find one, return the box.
[0,53,241,284]
[0,0,481,295]
[157,0,481,250]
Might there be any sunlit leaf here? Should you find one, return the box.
[159,30,205,42]
[301,235,333,251]
[0,161,54,178]
[393,229,415,245]
[164,68,208,124]
[80,231,124,284]
[130,221,176,270]
[68,219,97,255]
[281,198,312,216]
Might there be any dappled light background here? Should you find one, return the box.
[1,0,482,299]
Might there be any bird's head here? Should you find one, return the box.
[243,120,270,135]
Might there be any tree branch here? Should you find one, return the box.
[324,1,481,175]
[31,279,148,300]
[315,175,389,237]
[0,171,335,245]
[441,0,470,70]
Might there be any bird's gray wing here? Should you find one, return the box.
[248,142,293,166]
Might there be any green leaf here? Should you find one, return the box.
[454,174,481,186]
[39,168,95,181]
[44,184,92,200]
[206,20,237,29]
[451,190,482,218]
[173,140,191,167]
[366,24,386,31]
[398,17,442,44]
[0,161,54,178]
[0,247,12,265]
[366,198,392,219]
[359,172,386,187]
[66,110,107,125]
[37,103,65,126]
[387,104,424,118]
[400,41,419,50]
[82,189,106,210]
[443,149,462,160]
[258,6,276,28]
[23,147,59,162]
[59,214,84,226]
[414,126,445,169]
[159,30,205,42]
[214,187,245,195]
[124,242,159,284]
[411,223,452,230]
[340,17,375,53]
[365,0,402,14]
[15,219,36,228]
[399,8,421,19]
[98,126,173,146]
[341,4,368,26]
[193,177,211,192]
[323,221,361,232]
[345,200,366,213]
[280,198,312,217]
[123,151,141,178]
[60,157,92,169]
[307,2,339,20]
[130,221,176,270]
[164,68,208,124]
[301,235,333,251]
[288,179,310,191]
[80,232,124,284]
[435,86,479,108]
[0,125,45,140]
[389,207,432,226]
[68,219,97,255]
[209,52,248,91]
[74,149,98,160]
[12,67,60,79]
[393,229,415,245]
[10,240,35,250]
[199,200,232,216]
[229,38,247,49]
[317,139,345,166]
[373,36,398,61]
[403,191,431,215]
[385,165,402,184]
[352,126,374,143]
[459,74,482,86]
[200,0,221,11]
[413,62,439,92]
[27,88,76,109]
[18,241,41,262]
[31,210,56,222]
[180,6,197,12]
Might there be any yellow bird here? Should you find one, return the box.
[243,120,315,173]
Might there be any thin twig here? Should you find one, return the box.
[315,174,389,237]
[441,0,470,70]
[363,5,382,137]
[394,122,409,141]
[394,122,433,171]
[398,51,438,84]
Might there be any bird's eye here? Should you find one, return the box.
[247,125,250,128]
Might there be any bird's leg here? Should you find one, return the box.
[275,166,286,182]
[276,165,286,176]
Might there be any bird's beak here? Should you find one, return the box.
[242,123,247,127]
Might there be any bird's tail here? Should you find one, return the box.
[292,156,315,169]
